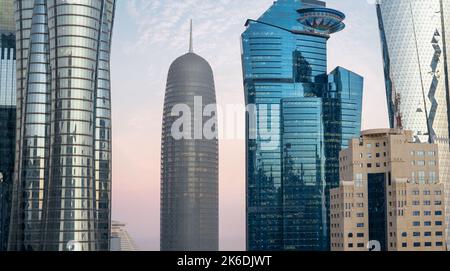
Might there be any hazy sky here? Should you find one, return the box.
[110,0,389,251]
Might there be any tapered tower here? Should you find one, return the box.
[160,22,219,251]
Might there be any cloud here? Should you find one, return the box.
[125,0,272,54]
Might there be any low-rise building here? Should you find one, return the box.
[330,129,446,251]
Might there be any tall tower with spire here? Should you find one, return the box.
[160,21,219,251]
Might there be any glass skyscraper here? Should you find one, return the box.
[8,0,116,251]
[160,24,219,251]
[377,0,450,248]
[0,0,15,252]
[241,0,363,251]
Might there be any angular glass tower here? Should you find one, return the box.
[377,0,450,248]
[0,0,15,252]
[241,0,363,251]
[160,23,219,251]
[8,0,116,251]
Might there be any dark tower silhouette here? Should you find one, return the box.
[160,21,219,251]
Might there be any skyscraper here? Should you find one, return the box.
[110,221,139,251]
[377,0,450,248]
[160,22,219,251]
[0,0,15,252]
[241,0,363,251]
[8,0,116,251]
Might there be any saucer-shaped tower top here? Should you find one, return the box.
[297,7,346,35]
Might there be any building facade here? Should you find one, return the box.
[330,129,447,251]
[110,221,139,251]
[377,0,450,248]
[160,24,219,251]
[0,0,15,252]
[241,0,363,250]
[8,0,116,251]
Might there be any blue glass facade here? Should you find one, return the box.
[242,0,363,251]
[0,0,16,251]
[325,67,364,189]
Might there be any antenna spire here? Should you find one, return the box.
[189,19,193,53]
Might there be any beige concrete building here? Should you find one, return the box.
[330,129,447,251]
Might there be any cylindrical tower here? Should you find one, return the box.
[9,0,116,251]
[160,23,219,251]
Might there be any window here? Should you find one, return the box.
[411,151,415,156]
[357,233,364,238]
[429,160,436,166]
[435,211,442,216]
[413,211,420,216]
[357,243,364,248]
[348,233,353,238]
[367,143,372,148]
[423,190,430,195]
[435,191,442,195]
[436,232,443,236]
[424,221,432,226]
[417,151,425,156]
[356,213,364,218]
[355,174,363,187]
[428,151,436,156]
[435,221,443,226]
[401,232,407,237]
[413,232,420,237]
[376,153,380,158]
[402,243,407,248]
[414,242,421,247]
[413,222,420,227]
[412,190,419,196]
[424,201,431,206]
[357,223,364,228]
[424,232,431,237]
[429,172,436,183]
[424,211,431,216]
[418,171,425,184]
[435,201,442,206]
[425,242,432,247]
[376,143,380,147]
[412,201,420,206]
[367,153,372,159]
[417,161,425,166]
[367,163,372,168]
[436,242,443,247]
[348,243,353,248]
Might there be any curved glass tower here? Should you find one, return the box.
[242,0,363,251]
[8,0,116,251]
[0,0,15,251]
[160,24,219,251]
[377,0,450,248]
